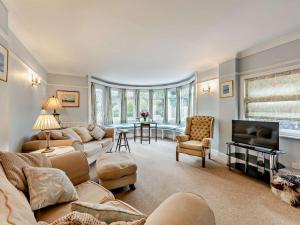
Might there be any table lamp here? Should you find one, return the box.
[45,96,63,124]
[32,110,61,153]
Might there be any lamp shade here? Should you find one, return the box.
[32,110,60,130]
[45,96,63,110]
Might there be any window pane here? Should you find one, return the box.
[95,86,106,125]
[140,90,149,112]
[111,89,121,124]
[245,69,300,130]
[127,90,136,122]
[168,88,177,124]
[180,85,189,124]
[190,83,195,116]
[153,90,165,123]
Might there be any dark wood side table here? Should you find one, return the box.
[133,122,158,144]
[115,129,130,152]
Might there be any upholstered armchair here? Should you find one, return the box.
[176,116,214,168]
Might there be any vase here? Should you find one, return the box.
[143,117,147,122]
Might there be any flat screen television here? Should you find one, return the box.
[232,120,279,150]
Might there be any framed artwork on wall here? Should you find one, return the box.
[220,80,234,98]
[0,43,8,82]
[56,90,80,107]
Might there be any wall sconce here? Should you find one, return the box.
[202,84,211,94]
[32,73,41,86]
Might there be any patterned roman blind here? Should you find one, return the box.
[245,69,300,121]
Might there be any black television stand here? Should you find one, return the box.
[226,142,286,184]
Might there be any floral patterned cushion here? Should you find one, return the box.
[71,201,146,224]
[23,167,78,210]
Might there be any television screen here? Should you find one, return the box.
[232,120,279,150]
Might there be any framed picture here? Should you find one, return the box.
[56,90,80,107]
[0,43,8,82]
[220,80,234,98]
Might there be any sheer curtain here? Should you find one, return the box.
[163,89,168,124]
[176,87,181,125]
[104,87,113,125]
[91,82,107,125]
[149,90,153,120]
[121,89,127,123]
[135,89,140,120]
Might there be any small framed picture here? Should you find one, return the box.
[0,43,8,82]
[220,80,234,98]
[56,90,80,107]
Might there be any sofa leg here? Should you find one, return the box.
[176,151,179,161]
[202,156,206,168]
[129,184,136,191]
[208,152,211,159]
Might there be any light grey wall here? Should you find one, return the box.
[196,68,219,150]
[195,39,300,168]
[47,74,89,126]
[238,39,300,168]
[0,1,48,152]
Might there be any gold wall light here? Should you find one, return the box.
[32,73,41,86]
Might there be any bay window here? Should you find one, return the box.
[127,90,136,122]
[111,88,121,124]
[140,90,149,112]
[167,88,177,124]
[153,90,165,123]
[180,85,189,124]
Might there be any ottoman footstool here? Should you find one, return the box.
[96,152,137,190]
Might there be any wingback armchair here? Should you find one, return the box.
[176,116,214,168]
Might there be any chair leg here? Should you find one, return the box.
[202,156,206,168]
[129,184,136,191]
[176,151,179,161]
[208,152,211,159]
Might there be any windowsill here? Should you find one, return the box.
[280,129,300,140]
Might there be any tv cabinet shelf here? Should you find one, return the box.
[226,142,286,184]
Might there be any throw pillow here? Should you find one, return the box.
[0,152,51,193]
[71,201,146,224]
[0,175,38,225]
[50,130,66,140]
[23,167,78,210]
[62,128,83,142]
[90,126,106,140]
[73,127,94,143]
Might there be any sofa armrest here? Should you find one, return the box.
[176,134,190,142]
[202,138,213,148]
[145,192,215,225]
[102,127,115,139]
[22,139,80,153]
[50,151,90,185]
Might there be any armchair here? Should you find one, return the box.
[176,116,214,168]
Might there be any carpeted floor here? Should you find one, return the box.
[91,140,300,225]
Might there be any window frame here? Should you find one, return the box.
[240,67,300,139]
[126,90,136,123]
[152,89,165,123]
[111,88,121,124]
[167,88,177,124]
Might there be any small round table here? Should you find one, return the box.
[115,129,130,152]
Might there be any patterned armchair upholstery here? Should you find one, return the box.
[176,116,214,168]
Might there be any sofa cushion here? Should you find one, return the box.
[62,128,82,142]
[0,165,37,225]
[35,181,115,223]
[99,138,113,148]
[24,167,78,210]
[179,140,203,151]
[50,130,66,140]
[73,127,94,143]
[84,141,102,158]
[71,200,146,224]
[96,153,137,180]
[0,152,51,193]
[90,126,106,140]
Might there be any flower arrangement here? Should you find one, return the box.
[140,111,149,121]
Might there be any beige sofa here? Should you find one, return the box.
[0,151,215,225]
[22,126,115,165]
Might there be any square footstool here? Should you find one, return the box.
[96,152,137,190]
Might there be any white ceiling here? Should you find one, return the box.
[3,0,300,85]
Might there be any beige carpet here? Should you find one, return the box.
[92,140,300,225]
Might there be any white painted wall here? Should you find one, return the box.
[196,68,219,150]
[0,2,47,152]
[47,74,89,127]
